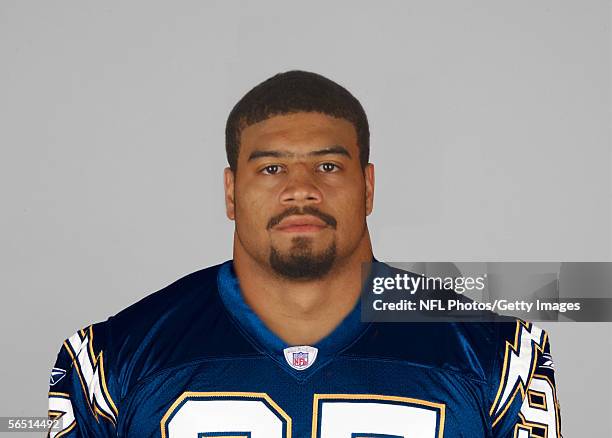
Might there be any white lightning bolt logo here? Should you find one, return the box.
[65,328,118,424]
[491,321,546,425]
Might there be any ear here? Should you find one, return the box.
[224,167,236,220]
[364,163,375,216]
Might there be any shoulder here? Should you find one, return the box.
[46,262,234,432]
[345,320,502,381]
[345,311,544,381]
[108,262,224,336]
[52,262,255,400]
[55,262,226,359]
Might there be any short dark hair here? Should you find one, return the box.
[225,70,370,171]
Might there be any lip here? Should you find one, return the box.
[273,215,329,233]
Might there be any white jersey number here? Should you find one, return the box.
[161,392,446,438]
[515,376,560,438]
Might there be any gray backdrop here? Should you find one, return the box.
[1,1,610,436]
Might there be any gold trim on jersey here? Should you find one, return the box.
[63,325,118,426]
[160,391,292,438]
[490,320,547,427]
[311,393,446,438]
[48,392,77,438]
[517,412,546,438]
[513,423,533,438]
[527,389,547,411]
[513,373,561,438]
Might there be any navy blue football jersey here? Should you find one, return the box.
[47,260,561,437]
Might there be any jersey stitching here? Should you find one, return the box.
[340,355,488,384]
[119,353,267,408]
[119,351,488,413]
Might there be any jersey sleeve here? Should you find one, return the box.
[47,322,119,437]
[488,320,562,438]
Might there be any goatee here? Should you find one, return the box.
[269,237,336,280]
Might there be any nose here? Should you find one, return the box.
[279,166,323,206]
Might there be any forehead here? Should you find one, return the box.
[239,112,358,154]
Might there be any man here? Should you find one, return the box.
[47,71,561,437]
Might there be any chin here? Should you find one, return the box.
[269,241,337,280]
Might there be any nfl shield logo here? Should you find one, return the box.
[293,351,309,368]
[283,345,318,370]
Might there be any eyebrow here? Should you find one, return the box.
[247,145,352,161]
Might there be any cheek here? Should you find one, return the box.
[326,182,367,233]
[330,175,366,207]
[235,183,274,229]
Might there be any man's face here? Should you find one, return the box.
[224,112,374,280]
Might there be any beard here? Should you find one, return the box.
[269,236,336,280]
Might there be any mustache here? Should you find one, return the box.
[267,206,337,230]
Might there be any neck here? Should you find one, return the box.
[233,232,373,346]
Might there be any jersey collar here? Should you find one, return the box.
[216,259,376,379]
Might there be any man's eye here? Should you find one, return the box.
[317,163,340,173]
[261,165,283,175]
